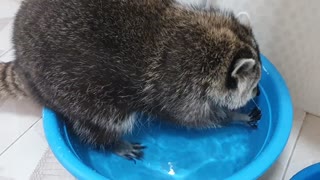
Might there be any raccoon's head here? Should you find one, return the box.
[205,45,262,110]
[223,51,261,110]
[161,8,262,110]
[202,10,262,110]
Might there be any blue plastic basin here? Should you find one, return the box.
[43,54,293,180]
[292,163,320,180]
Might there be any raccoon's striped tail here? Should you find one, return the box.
[0,62,27,99]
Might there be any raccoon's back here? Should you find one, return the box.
[13,0,167,66]
[12,0,168,112]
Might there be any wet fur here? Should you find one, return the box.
[1,0,262,159]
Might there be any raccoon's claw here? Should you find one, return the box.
[248,121,258,129]
[112,141,146,162]
[247,107,262,128]
[132,143,146,150]
[249,107,262,121]
[124,143,145,163]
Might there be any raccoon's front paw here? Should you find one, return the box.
[112,141,146,163]
[247,107,262,129]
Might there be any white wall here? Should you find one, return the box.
[204,0,320,116]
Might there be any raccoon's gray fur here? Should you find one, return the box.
[1,0,262,160]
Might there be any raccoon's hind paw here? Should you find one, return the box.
[247,107,262,128]
[112,141,146,163]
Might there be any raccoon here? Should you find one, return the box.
[0,0,262,161]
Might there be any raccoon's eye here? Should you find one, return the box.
[226,76,237,90]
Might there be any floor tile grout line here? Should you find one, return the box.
[281,112,307,180]
[0,117,42,156]
[309,113,320,119]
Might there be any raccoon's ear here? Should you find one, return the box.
[231,58,255,77]
[236,11,251,26]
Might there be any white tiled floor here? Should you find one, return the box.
[260,109,306,180]
[0,0,320,179]
[284,114,320,179]
[0,3,49,178]
[0,119,47,180]
[0,99,42,153]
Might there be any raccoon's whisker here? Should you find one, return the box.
[251,99,261,111]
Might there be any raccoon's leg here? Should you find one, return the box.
[68,111,145,161]
[228,107,262,128]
